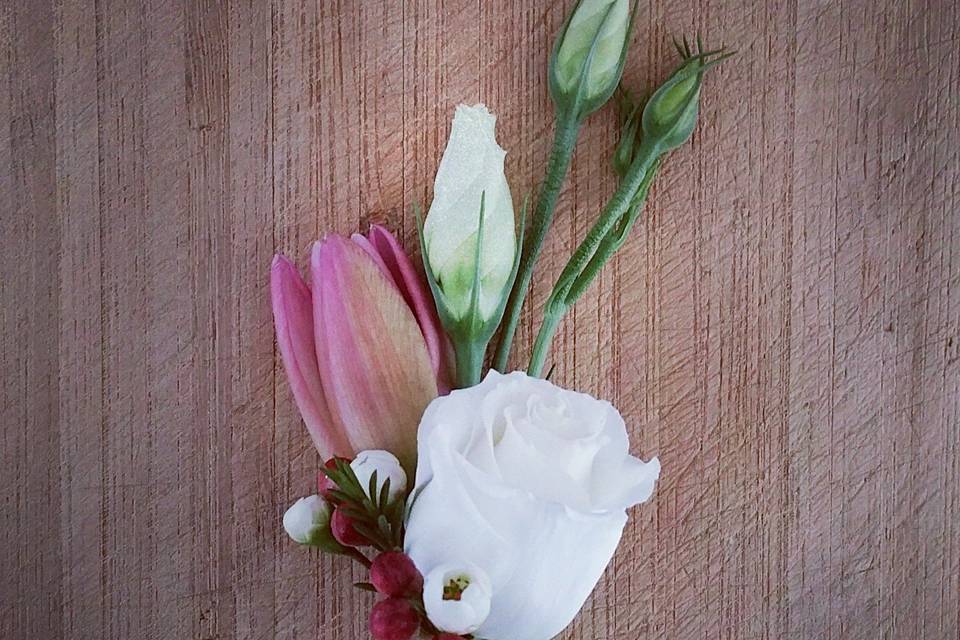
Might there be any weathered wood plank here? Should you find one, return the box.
[0,0,60,637]
[1,1,958,639]
[52,0,105,636]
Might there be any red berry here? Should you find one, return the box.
[330,507,368,547]
[369,597,420,640]
[318,456,350,501]
[370,552,423,597]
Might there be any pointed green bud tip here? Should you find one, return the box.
[612,93,642,176]
[552,0,633,114]
[641,38,733,151]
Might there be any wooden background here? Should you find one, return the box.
[2,0,958,638]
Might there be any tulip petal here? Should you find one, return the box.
[364,225,454,393]
[271,255,351,458]
[312,236,438,471]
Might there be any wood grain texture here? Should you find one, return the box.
[2,0,958,638]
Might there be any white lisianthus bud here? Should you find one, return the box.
[283,495,332,545]
[350,450,407,503]
[553,0,631,106]
[422,563,493,635]
[424,104,516,322]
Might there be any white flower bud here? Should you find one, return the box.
[553,0,631,105]
[424,104,516,322]
[282,495,330,545]
[422,563,492,635]
[350,450,407,503]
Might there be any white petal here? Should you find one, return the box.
[351,450,407,503]
[422,563,493,634]
[424,104,515,319]
[282,496,323,544]
[404,370,660,640]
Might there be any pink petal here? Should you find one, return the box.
[311,236,438,472]
[271,255,352,459]
[364,225,455,394]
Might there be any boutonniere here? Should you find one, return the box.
[271,2,731,638]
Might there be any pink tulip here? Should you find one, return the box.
[271,225,451,471]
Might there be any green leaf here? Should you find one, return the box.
[466,191,486,336]
[368,470,379,503]
[379,478,391,511]
[353,582,377,593]
[328,489,354,505]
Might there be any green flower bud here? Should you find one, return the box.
[641,38,733,151]
[551,0,634,116]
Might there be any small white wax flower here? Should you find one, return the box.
[282,495,328,544]
[351,450,407,503]
[422,563,492,635]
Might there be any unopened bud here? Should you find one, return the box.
[552,0,633,114]
[351,450,407,503]
[282,495,344,553]
[369,598,420,640]
[371,552,424,597]
[641,39,732,151]
[424,104,516,324]
[330,507,369,547]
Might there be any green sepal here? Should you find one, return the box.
[641,36,735,151]
[612,89,643,177]
[415,196,528,386]
[319,458,405,553]
[414,202,458,328]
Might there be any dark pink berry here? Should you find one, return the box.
[370,552,423,597]
[330,507,368,547]
[369,597,420,640]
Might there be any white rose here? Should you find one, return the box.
[404,370,660,640]
[351,450,407,503]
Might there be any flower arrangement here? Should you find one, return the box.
[272,1,730,638]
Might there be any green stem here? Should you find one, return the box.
[528,311,563,379]
[492,108,582,372]
[454,337,486,388]
[527,139,662,377]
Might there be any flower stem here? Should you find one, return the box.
[454,336,487,388]
[527,310,563,379]
[492,108,582,372]
[527,138,662,377]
